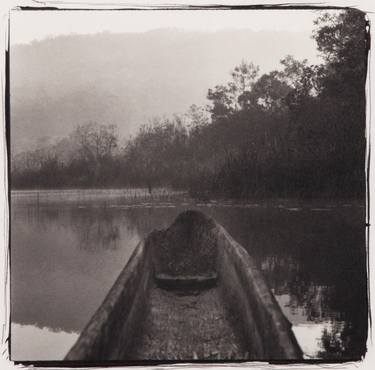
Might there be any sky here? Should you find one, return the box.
[11,9,324,45]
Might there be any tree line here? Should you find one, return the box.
[11,10,368,199]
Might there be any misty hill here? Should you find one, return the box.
[10,29,318,153]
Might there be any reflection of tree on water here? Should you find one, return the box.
[12,203,180,252]
[14,204,131,251]
[262,256,335,322]
[65,206,180,251]
[317,319,367,360]
[259,246,367,359]
[12,204,63,234]
[318,322,347,359]
[69,208,122,251]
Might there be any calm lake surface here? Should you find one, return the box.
[10,189,368,361]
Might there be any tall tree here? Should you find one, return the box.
[313,9,368,195]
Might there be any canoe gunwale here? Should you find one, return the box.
[215,224,302,359]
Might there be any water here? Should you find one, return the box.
[10,190,368,361]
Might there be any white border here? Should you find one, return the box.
[0,1,373,370]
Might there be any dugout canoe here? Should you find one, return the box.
[65,210,303,362]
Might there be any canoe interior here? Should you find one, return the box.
[65,210,302,361]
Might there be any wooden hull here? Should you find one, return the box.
[65,210,302,361]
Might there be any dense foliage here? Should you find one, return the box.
[11,10,368,199]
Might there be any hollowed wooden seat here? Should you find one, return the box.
[154,272,218,290]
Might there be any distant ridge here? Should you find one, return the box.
[10,29,318,153]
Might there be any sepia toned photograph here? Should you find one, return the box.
[8,6,369,364]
